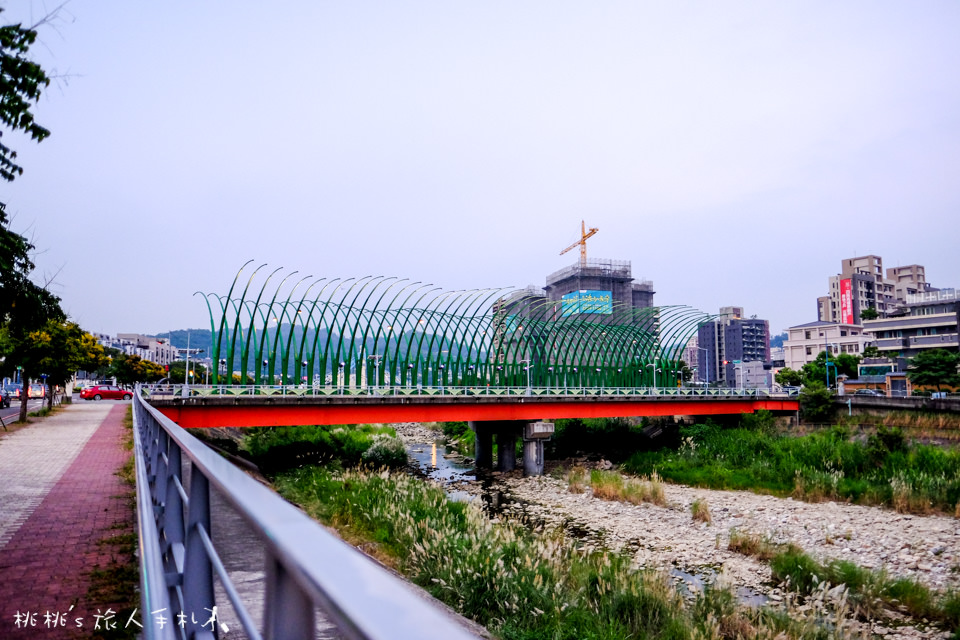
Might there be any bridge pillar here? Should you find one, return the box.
[469,421,494,469]
[470,420,549,476]
[497,430,517,472]
[522,439,544,477]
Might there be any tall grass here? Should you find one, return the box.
[566,467,666,506]
[274,467,858,640]
[624,419,960,514]
[768,546,959,634]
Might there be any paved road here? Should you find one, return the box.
[0,398,46,425]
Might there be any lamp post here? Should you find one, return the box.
[697,347,710,388]
[646,363,658,390]
[520,359,532,396]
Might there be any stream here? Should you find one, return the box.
[403,438,769,605]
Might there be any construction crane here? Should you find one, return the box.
[559,220,599,267]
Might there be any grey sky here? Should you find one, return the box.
[4,1,958,337]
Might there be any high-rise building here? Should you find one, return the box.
[696,307,770,387]
[817,255,933,325]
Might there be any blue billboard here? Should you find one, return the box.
[561,290,613,316]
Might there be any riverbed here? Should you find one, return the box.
[394,421,959,639]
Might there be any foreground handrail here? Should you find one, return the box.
[132,389,479,640]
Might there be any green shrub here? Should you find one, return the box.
[362,434,407,468]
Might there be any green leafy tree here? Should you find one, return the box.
[859,307,879,321]
[800,350,860,388]
[168,360,208,385]
[0,9,53,181]
[862,345,881,358]
[6,320,104,416]
[775,367,803,387]
[112,353,165,385]
[906,349,960,392]
[799,382,834,423]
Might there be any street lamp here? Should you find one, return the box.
[646,363,658,390]
[520,359,533,395]
[697,347,710,388]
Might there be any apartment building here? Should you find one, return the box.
[697,306,770,387]
[783,321,874,370]
[817,255,933,325]
[861,288,960,358]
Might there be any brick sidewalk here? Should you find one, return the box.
[0,403,135,638]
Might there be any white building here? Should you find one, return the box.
[783,321,875,370]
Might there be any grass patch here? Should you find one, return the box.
[566,467,666,506]
[624,419,960,515]
[727,529,790,562]
[765,545,959,634]
[274,466,855,640]
[690,498,711,524]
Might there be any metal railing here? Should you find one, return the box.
[132,390,480,640]
[140,384,799,399]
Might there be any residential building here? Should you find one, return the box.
[783,321,874,371]
[817,255,934,325]
[697,307,770,387]
[861,288,960,358]
[96,333,179,367]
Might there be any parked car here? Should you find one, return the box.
[80,385,133,401]
[853,388,884,396]
[5,383,22,400]
[0,387,9,408]
[28,383,46,398]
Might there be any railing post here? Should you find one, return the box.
[162,446,185,560]
[264,555,315,640]
[182,466,216,638]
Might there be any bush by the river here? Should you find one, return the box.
[623,414,960,514]
[241,424,406,473]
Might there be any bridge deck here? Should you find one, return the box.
[149,394,799,428]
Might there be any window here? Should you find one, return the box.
[805,331,811,339]
[840,330,847,336]
[806,347,812,355]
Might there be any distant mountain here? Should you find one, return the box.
[769,332,788,349]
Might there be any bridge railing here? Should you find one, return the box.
[132,389,479,640]
[141,384,799,399]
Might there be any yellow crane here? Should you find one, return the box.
[559,220,599,267]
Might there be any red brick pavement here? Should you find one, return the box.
[0,405,136,638]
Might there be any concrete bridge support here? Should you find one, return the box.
[469,420,547,476]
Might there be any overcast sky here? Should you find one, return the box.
[4,1,958,337]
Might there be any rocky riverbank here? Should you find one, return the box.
[392,422,959,639]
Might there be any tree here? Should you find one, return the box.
[859,307,879,321]
[112,353,165,385]
[775,367,803,388]
[0,9,53,181]
[906,349,960,392]
[168,360,208,385]
[799,382,834,422]
[862,345,881,358]
[5,319,104,416]
[0,205,64,420]
[799,350,860,388]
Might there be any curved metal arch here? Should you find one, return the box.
[210,259,254,384]
[271,273,313,384]
[253,269,297,385]
[326,276,377,385]
[226,263,268,385]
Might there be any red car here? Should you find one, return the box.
[80,385,132,401]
